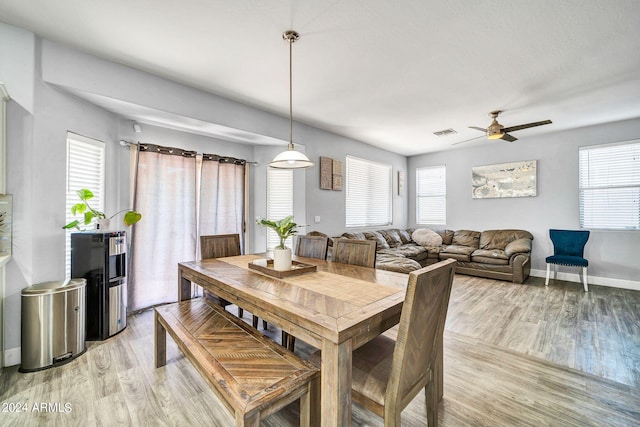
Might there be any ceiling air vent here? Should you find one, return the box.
[433,128,457,137]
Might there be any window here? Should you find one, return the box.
[65,132,105,277]
[345,156,392,228]
[579,140,640,230]
[266,168,293,250]
[416,165,446,225]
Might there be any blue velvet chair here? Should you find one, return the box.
[545,229,590,292]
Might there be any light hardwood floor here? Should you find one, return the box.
[1,275,639,426]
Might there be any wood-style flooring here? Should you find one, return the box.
[1,275,639,426]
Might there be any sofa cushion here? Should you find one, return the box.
[397,229,413,244]
[363,231,390,249]
[480,229,534,250]
[378,244,428,260]
[375,255,421,273]
[379,229,404,247]
[342,232,366,240]
[504,238,533,256]
[412,228,443,247]
[471,249,510,265]
[452,230,481,248]
[440,244,476,262]
[435,229,454,245]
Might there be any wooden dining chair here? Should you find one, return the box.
[341,258,455,426]
[332,238,377,268]
[295,235,329,260]
[200,234,266,329]
[282,234,331,350]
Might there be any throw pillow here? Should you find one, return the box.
[412,228,443,247]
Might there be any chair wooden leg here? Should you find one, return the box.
[252,315,258,328]
[425,379,438,427]
[281,331,289,347]
[545,264,551,286]
[238,307,244,318]
[262,320,268,330]
[583,267,589,292]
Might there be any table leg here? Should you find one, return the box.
[154,310,166,368]
[321,338,352,427]
[178,267,191,301]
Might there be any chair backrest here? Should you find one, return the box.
[332,238,377,268]
[295,235,329,260]
[200,234,241,259]
[549,229,590,258]
[384,258,456,417]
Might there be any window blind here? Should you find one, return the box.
[266,168,293,250]
[345,156,392,228]
[579,140,640,230]
[65,132,105,278]
[416,165,446,225]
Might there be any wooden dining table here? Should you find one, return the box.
[177,254,408,427]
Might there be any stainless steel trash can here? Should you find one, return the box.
[20,279,86,372]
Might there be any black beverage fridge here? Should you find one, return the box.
[71,231,127,340]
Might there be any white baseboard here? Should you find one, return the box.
[3,346,20,367]
[530,269,640,291]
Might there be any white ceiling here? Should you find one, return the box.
[1,0,639,156]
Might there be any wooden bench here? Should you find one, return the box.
[154,299,319,427]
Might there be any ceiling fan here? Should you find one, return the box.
[468,110,552,142]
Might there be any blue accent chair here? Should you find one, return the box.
[545,229,590,292]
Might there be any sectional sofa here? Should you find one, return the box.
[338,228,533,283]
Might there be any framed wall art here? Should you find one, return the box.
[472,160,537,199]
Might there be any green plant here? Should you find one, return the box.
[256,215,298,249]
[63,188,142,230]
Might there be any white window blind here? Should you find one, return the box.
[266,168,293,250]
[579,140,640,230]
[65,133,105,278]
[416,165,446,225]
[345,156,392,228]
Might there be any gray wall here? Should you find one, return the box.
[408,118,640,284]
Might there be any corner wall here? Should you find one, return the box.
[408,117,640,287]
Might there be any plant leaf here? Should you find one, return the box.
[62,220,80,230]
[123,211,142,226]
[77,188,94,201]
[84,211,95,225]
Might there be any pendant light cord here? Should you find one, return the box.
[288,36,294,150]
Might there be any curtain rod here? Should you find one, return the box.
[119,140,258,165]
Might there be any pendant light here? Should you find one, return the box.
[269,30,314,169]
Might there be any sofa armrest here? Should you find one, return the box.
[505,238,532,257]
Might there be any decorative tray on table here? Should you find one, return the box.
[248,259,317,278]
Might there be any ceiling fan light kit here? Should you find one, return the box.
[269,30,314,169]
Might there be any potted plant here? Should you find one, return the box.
[257,215,298,271]
[63,188,142,231]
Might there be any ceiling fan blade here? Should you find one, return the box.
[452,135,484,146]
[503,120,552,133]
[469,126,487,133]
[500,133,518,142]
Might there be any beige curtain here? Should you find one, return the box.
[129,146,197,311]
[199,157,246,252]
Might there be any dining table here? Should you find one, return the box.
[177,253,408,427]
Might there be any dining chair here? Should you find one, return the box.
[200,234,266,329]
[332,238,377,268]
[295,235,329,260]
[545,229,590,292]
[282,234,330,350]
[310,258,456,426]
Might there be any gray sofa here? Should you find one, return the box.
[338,228,533,283]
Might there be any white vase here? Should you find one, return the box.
[96,218,111,232]
[273,247,292,271]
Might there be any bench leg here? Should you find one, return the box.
[301,376,320,427]
[154,310,167,368]
[237,412,260,427]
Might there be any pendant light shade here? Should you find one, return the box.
[270,30,314,169]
